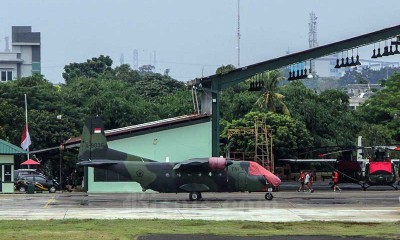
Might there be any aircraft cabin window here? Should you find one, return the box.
[165,173,170,178]
[198,173,202,177]
[209,172,212,176]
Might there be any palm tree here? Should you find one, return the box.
[253,70,290,115]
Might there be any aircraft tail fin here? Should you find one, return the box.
[78,116,155,163]
[78,116,108,161]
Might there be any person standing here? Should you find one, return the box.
[297,171,305,192]
[308,172,314,192]
[304,171,311,192]
[332,171,342,192]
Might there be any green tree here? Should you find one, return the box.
[216,64,236,74]
[221,111,312,160]
[114,64,142,84]
[254,70,290,115]
[62,55,114,84]
[357,73,400,142]
[134,73,186,99]
[281,81,361,147]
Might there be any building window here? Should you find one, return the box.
[1,71,12,82]
[1,71,6,81]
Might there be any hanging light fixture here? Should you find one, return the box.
[334,58,340,68]
[345,50,350,67]
[304,62,308,77]
[355,48,361,65]
[350,49,356,66]
[394,44,400,55]
[382,40,390,56]
[389,45,394,55]
[392,36,400,55]
[307,60,313,79]
[288,66,293,81]
[339,51,346,67]
[376,42,382,58]
[371,43,377,59]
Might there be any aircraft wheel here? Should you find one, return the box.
[189,192,201,201]
[265,193,273,201]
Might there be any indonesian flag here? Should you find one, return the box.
[21,125,31,150]
[94,128,102,134]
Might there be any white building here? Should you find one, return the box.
[0,26,41,82]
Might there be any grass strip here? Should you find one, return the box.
[0,219,398,240]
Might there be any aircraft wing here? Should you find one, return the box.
[173,158,209,171]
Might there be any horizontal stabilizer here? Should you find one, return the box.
[77,160,119,167]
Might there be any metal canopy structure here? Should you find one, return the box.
[187,24,400,157]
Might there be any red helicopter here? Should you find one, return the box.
[280,144,400,190]
[362,146,399,190]
[316,145,399,190]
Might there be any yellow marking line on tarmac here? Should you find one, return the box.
[43,196,56,209]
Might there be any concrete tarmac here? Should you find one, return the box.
[0,182,399,222]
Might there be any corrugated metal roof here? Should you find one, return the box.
[0,139,27,154]
[64,114,211,148]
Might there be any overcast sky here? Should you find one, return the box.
[1,0,400,83]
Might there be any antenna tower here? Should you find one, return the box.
[119,53,124,65]
[308,12,318,75]
[308,11,318,48]
[237,0,241,67]
[133,49,138,69]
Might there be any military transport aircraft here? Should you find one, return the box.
[77,117,281,200]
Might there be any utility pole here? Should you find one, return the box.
[237,0,241,67]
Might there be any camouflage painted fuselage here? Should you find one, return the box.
[94,160,268,193]
[77,117,272,194]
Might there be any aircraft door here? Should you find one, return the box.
[238,172,246,191]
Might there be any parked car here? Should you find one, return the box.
[15,173,59,193]
[14,169,46,181]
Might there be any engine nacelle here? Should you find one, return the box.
[208,157,227,170]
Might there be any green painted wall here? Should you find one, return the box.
[87,121,212,193]
[0,155,13,164]
[0,155,14,193]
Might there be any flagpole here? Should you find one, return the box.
[24,94,29,160]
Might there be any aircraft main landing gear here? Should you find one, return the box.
[265,192,273,201]
[189,191,202,201]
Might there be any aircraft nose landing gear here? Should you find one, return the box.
[265,192,273,201]
[189,191,202,201]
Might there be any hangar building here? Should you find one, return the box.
[64,114,212,193]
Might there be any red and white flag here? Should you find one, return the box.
[21,125,31,150]
[94,128,102,134]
